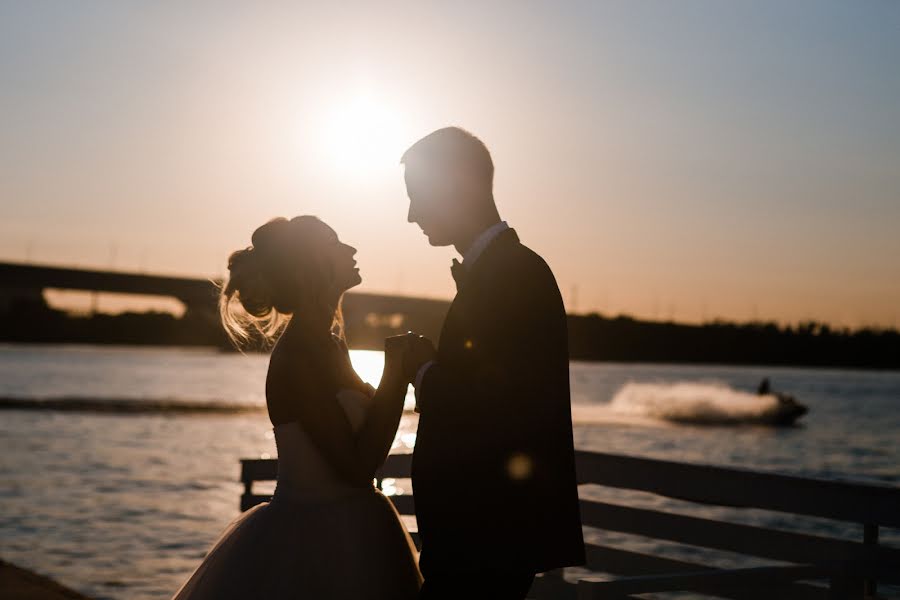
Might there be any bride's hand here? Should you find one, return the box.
[384,332,418,383]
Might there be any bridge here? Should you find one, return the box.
[0,262,220,311]
[0,261,451,344]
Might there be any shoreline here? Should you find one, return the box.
[0,558,92,600]
[3,340,900,373]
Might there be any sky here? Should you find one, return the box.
[2,1,899,328]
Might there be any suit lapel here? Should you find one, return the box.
[437,228,520,353]
[462,227,519,290]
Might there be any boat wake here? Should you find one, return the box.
[573,381,806,427]
[0,397,265,415]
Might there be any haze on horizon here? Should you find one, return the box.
[2,2,898,329]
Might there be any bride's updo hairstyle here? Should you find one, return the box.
[219,216,344,348]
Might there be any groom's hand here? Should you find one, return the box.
[404,334,436,382]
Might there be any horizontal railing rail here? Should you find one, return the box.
[240,450,900,600]
[573,450,900,527]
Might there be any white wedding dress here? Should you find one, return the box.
[171,387,422,599]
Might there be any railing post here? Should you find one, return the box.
[239,461,252,511]
[239,480,251,511]
[863,523,878,598]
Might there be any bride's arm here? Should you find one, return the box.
[353,350,408,478]
[336,333,409,477]
[274,342,408,487]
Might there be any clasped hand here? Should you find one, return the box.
[384,331,436,384]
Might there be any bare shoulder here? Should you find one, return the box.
[266,335,318,391]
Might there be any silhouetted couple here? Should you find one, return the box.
[171,127,584,600]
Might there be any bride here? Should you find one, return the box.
[172,216,422,599]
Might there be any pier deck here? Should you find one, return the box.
[0,559,91,600]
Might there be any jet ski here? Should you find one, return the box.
[757,392,808,425]
[754,379,808,425]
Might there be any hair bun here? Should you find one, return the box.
[218,215,340,349]
[224,247,274,318]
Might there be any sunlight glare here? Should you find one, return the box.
[318,91,409,176]
[349,349,416,410]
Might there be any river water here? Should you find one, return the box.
[1,344,897,599]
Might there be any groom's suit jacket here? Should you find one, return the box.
[411,227,585,575]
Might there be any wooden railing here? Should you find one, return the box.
[240,451,900,599]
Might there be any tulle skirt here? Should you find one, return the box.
[172,487,422,599]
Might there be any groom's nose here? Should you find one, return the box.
[407,203,417,224]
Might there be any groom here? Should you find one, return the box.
[400,127,585,599]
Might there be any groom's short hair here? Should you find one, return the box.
[401,127,494,191]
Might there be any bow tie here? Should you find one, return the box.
[450,258,467,291]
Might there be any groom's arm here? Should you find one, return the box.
[413,359,434,411]
[416,256,568,459]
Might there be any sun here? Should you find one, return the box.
[318,91,410,176]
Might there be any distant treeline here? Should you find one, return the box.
[1,303,226,347]
[567,314,900,369]
[2,302,898,369]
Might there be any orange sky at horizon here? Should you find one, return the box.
[2,3,899,330]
